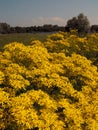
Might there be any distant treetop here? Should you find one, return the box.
[66,13,90,34]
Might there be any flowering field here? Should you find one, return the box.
[0,31,98,130]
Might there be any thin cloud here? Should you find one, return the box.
[32,17,66,26]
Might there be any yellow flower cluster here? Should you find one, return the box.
[0,31,98,130]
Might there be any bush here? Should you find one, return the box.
[0,32,98,130]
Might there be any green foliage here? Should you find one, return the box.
[0,32,98,130]
[66,13,90,34]
[0,33,48,50]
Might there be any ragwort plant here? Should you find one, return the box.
[0,32,98,130]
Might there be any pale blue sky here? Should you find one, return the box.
[0,0,98,26]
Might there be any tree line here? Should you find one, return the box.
[0,13,98,34]
[0,23,65,34]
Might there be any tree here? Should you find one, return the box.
[0,23,10,34]
[91,25,98,33]
[66,13,90,34]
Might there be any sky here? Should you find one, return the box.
[0,0,98,27]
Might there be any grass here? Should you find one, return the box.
[0,33,49,50]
